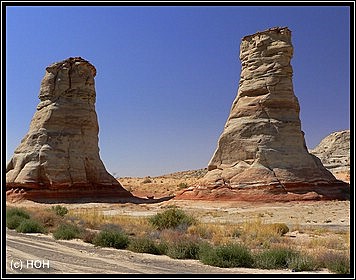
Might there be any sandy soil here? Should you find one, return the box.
[5,169,350,275]
[6,229,331,275]
[5,198,349,275]
[9,199,350,230]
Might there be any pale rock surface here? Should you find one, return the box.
[177,27,349,201]
[6,57,132,202]
[310,130,350,182]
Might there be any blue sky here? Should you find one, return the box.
[5,5,351,177]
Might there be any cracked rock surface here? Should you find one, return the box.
[177,27,349,201]
[6,57,132,202]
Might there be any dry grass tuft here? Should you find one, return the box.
[69,208,154,237]
[238,219,289,249]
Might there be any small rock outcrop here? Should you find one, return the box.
[310,130,350,183]
[6,57,132,202]
[177,27,349,202]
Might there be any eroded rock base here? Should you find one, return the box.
[6,184,133,203]
[176,182,350,202]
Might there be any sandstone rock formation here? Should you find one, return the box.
[310,130,350,183]
[6,57,132,202]
[177,27,349,202]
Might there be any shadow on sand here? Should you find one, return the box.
[23,195,176,205]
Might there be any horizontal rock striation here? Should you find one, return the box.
[176,27,349,202]
[6,57,132,202]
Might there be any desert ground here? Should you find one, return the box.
[5,170,350,275]
[6,227,332,275]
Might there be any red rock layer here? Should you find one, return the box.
[176,181,350,202]
[6,183,133,203]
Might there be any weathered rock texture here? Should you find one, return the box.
[6,57,132,202]
[177,27,349,202]
[310,130,350,183]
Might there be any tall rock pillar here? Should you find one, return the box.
[177,27,349,201]
[6,57,132,202]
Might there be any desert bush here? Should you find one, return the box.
[315,250,350,274]
[187,224,214,240]
[155,242,169,255]
[165,239,202,260]
[255,247,318,271]
[239,219,287,249]
[100,223,123,232]
[51,205,69,217]
[188,223,242,245]
[308,235,348,251]
[287,254,319,272]
[6,207,30,220]
[128,237,162,255]
[177,182,189,189]
[199,243,254,268]
[6,215,28,230]
[6,207,31,229]
[254,247,300,269]
[149,207,196,231]
[269,223,289,236]
[16,219,45,233]
[53,223,82,240]
[70,209,153,235]
[159,228,184,242]
[92,229,129,249]
[30,209,63,231]
[188,224,215,240]
[142,177,152,184]
[81,230,98,244]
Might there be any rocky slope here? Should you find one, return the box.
[310,130,350,183]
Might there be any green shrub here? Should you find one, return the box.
[51,205,69,217]
[199,243,254,268]
[93,229,129,249]
[254,247,299,269]
[287,254,319,272]
[155,242,168,255]
[128,237,162,255]
[149,207,196,231]
[16,219,45,233]
[53,223,81,240]
[165,239,202,259]
[6,207,30,219]
[6,215,28,230]
[6,207,31,230]
[177,182,189,189]
[316,251,350,274]
[326,255,350,274]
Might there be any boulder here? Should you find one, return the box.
[177,27,349,202]
[6,57,132,202]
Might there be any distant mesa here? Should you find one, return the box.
[176,27,349,202]
[6,57,133,202]
[310,130,350,183]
